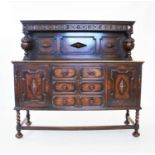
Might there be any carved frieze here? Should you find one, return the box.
[22,23,133,32]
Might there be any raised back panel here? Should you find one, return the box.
[21,20,135,60]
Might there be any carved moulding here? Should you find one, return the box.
[23,24,132,32]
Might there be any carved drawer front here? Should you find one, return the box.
[52,96,76,106]
[53,67,76,79]
[80,82,103,94]
[81,67,104,79]
[53,82,76,93]
[80,96,103,106]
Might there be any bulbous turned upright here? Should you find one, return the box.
[123,36,134,60]
[123,37,135,52]
[21,35,32,51]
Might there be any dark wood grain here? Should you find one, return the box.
[20,20,135,60]
[13,61,143,110]
[21,125,135,130]
[13,20,143,138]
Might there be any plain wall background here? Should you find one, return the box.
[0,0,155,153]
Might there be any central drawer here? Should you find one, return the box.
[52,66,105,80]
[80,81,103,94]
[53,81,76,94]
[80,67,104,79]
[52,95,104,107]
[51,64,105,108]
[53,67,76,79]
[52,96,76,106]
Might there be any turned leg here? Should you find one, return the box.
[132,110,140,137]
[15,110,23,138]
[26,110,32,126]
[124,110,130,125]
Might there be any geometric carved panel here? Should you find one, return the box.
[118,78,127,95]
[31,78,38,96]
[100,35,122,59]
[115,74,129,99]
[37,37,56,54]
[61,35,96,55]
[71,42,86,48]
[22,70,46,102]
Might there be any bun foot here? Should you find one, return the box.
[132,131,140,137]
[26,121,32,126]
[15,132,23,139]
[124,120,129,125]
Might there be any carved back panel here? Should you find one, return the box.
[21,20,135,60]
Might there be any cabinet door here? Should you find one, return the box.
[107,64,139,107]
[15,64,50,108]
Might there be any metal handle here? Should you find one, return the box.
[89,85,95,90]
[62,71,68,76]
[63,98,67,105]
[88,72,95,76]
[106,42,114,48]
[89,98,94,105]
[63,85,68,90]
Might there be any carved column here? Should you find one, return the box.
[26,110,32,126]
[15,110,23,138]
[124,110,130,125]
[21,32,32,60]
[132,110,140,137]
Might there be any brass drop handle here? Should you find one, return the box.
[63,84,68,90]
[106,42,114,48]
[42,43,50,48]
[110,91,114,96]
[89,85,95,90]
[90,98,94,105]
[63,98,67,105]
[62,71,68,76]
[88,72,95,76]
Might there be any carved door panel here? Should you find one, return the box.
[16,64,50,108]
[107,65,138,107]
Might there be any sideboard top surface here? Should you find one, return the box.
[21,20,135,24]
[12,60,144,63]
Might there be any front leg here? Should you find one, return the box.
[15,110,23,138]
[132,110,140,137]
[124,110,130,125]
[26,110,32,126]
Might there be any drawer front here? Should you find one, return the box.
[53,82,76,93]
[53,67,76,79]
[52,96,76,106]
[80,96,103,106]
[80,82,103,94]
[81,67,104,79]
